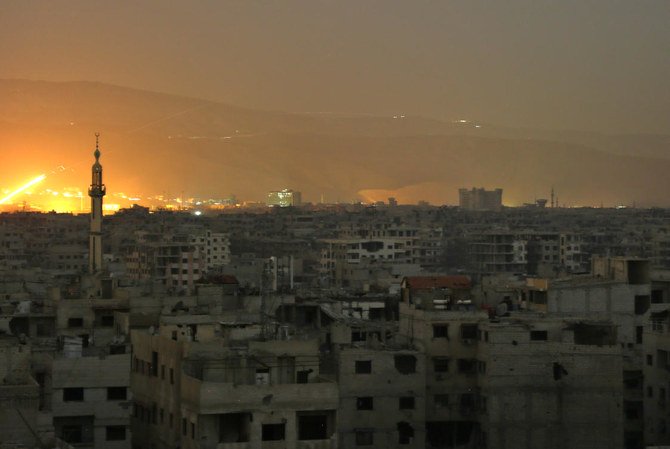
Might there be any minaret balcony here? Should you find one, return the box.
[88,184,107,197]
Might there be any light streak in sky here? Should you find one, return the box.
[0,174,47,204]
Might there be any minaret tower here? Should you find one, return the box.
[88,133,106,274]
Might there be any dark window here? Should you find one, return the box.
[106,426,126,441]
[394,355,417,374]
[458,359,476,375]
[182,418,187,436]
[161,365,165,380]
[151,351,158,377]
[107,387,127,400]
[356,397,373,410]
[530,330,548,341]
[297,370,309,384]
[262,423,286,441]
[191,422,195,438]
[63,387,84,402]
[635,295,651,315]
[648,354,654,366]
[434,394,449,408]
[67,317,84,328]
[432,324,448,339]
[352,330,366,342]
[61,425,83,443]
[110,345,125,355]
[636,326,643,344]
[399,397,415,410]
[101,315,114,327]
[298,414,329,440]
[433,357,449,373]
[355,429,374,446]
[170,368,175,384]
[397,422,414,444]
[355,360,372,374]
[460,324,478,340]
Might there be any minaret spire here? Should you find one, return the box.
[88,133,106,274]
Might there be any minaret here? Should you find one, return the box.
[88,133,106,274]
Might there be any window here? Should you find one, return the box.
[100,315,114,327]
[397,422,414,444]
[106,426,126,441]
[394,355,417,374]
[151,351,158,377]
[355,429,374,446]
[255,368,270,385]
[160,408,164,424]
[107,387,127,400]
[460,324,478,340]
[63,387,84,402]
[355,360,372,374]
[433,357,449,373]
[434,394,449,408]
[636,326,643,344]
[170,368,175,384]
[182,418,187,436]
[67,317,84,328]
[61,425,83,443]
[648,386,654,398]
[635,295,651,315]
[262,423,286,441]
[191,422,196,439]
[659,350,669,370]
[648,355,654,366]
[356,397,373,410]
[161,365,165,380]
[432,324,448,339]
[530,330,548,341]
[399,397,415,410]
[458,359,476,375]
[297,370,309,384]
[297,413,331,440]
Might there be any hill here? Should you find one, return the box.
[0,79,668,206]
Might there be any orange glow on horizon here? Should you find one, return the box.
[0,174,47,205]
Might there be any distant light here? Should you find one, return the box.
[475,125,481,128]
[0,174,47,204]
[194,210,202,216]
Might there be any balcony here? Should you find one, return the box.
[182,376,338,414]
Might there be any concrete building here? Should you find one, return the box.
[190,230,231,271]
[52,353,131,448]
[458,188,503,212]
[644,305,670,446]
[336,346,426,448]
[131,327,338,449]
[267,189,302,208]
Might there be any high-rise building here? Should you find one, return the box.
[459,187,503,212]
[267,189,302,207]
[88,134,106,274]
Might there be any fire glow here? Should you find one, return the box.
[0,174,47,204]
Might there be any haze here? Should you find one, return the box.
[1,1,670,208]
[2,1,669,134]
